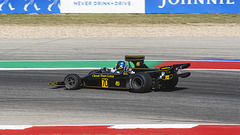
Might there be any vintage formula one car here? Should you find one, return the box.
[49,56,191,93]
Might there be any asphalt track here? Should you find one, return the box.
[0,70,239,124]
[0,37,240,60]
[0,38,239,125]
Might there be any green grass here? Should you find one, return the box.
[0,14,240,25]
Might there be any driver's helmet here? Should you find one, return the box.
[116,61,126,70]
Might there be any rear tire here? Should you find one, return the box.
[163,77,179,90]
[64,74,82,90]
[130,73,152,93]
[167,77,178,89]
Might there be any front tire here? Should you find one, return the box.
[64,74,82,90]
[130,73,152,93]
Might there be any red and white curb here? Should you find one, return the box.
[0,124,240,135]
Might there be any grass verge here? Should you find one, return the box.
[0,13,240,25]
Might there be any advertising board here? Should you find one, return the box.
[0,0,144,14]
[60,0,144,13]
[0,0,60,13]
[145,0,239,13]
[0,0,239,14]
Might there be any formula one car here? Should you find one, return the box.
[49,56,191,93]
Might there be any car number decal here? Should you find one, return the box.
[102,78,108,88]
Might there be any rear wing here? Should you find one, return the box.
[125,55,148,68]
[159,63,191,71]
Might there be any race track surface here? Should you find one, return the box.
[0,70,239,124]
[0,37,240,60]
[0,37,239,124]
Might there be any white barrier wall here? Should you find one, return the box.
[60,0,145,13]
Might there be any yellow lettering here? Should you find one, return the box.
[92,74,100,77]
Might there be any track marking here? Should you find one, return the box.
[108,124,199,129]
[0,125,33,130]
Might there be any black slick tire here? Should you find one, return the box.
[129,72,152,93]
[64,74,82,90]
[164,77,179,90]
[168,77,178,89]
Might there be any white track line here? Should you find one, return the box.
[0,125,33,130]
[108,124,199,129]
[0,68,239,71]
[0,124,199,130]
[1,124,239,130]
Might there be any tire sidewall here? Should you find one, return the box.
[162,76,179,90]
[130,72,152,93]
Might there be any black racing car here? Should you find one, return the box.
[49,55,191,93]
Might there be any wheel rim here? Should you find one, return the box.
[132,77,143,89]
[66,76,78,88]
[67,77,75,86]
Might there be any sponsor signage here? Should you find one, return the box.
[145,0,240,13]
[0,0,144,13]
[0,0,61,13]
[0,0,239,13]
[60,0,144,13]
